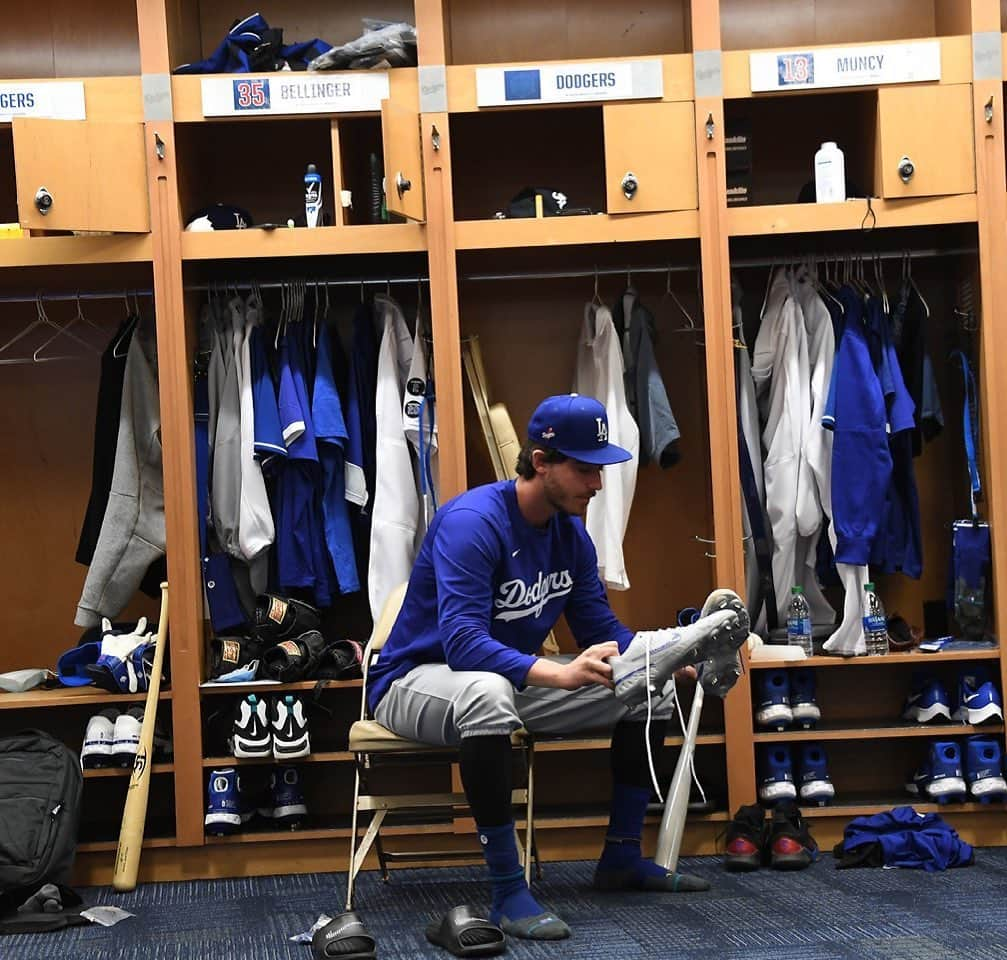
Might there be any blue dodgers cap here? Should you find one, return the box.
[527,394,633,466]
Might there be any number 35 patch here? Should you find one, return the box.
[777,53,814,86]
[233,77,270,111]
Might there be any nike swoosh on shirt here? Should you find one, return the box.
[511,549,520,557]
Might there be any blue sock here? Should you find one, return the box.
[478,823,545,924]
[596,783,668,882]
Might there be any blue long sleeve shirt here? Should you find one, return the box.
[367,479,635,711]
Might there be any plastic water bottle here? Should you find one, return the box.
[814,141,846,203]
[863,583,890,656]
[787,585,814,657]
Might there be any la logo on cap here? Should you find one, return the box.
[595,418,608,443]
[541,427,556,439]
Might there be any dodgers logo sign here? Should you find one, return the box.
[233,77,270,111]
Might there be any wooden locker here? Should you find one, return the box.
[12,119,150,233]
[874,84,976,199]
[604,101,698,214]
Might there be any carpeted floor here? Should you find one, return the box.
[9,849,1007,959]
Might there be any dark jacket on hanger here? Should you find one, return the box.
[76,319,135,565]
[611,288,681,467]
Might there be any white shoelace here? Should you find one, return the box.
[643,642,708,807]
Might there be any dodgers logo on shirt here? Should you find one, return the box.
[494,570,573,621]
[233,77,270,111]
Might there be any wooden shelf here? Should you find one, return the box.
[753,721,1005,743]
[454,210,700,250]
[205,820,454,844]
[200,679,362,695]
[445,54,694,113]
[84,763,174,778]
[181,224,426,260]
[727,195,977,238]
[722,36,972,99]
[0,234,153,267]
[203,752,352,768]
[204,807,730,845]
[0,687,172,710]
[77,835,176,853]
[535,733,725,752]
[801,795,1007,818]
[749,648,1000,670]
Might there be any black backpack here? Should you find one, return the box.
[0,730,82,895]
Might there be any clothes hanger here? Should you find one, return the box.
[591,266,603,308]
[274,280,287,348]
[0,293,96,365]
[759,258,777,319]
[312,279,321,347]
[663,266,700,339]
[907,249,931,320]
[872,253,889,315]
[113,290,139,358]
[812,253,845,316]
[32,291,104,360]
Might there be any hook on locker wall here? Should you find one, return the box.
[694,534,716,559]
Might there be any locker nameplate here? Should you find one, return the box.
[201,73,391,117]
[476,60,663,108]
[0,82,85,122]
[750,41,940,93]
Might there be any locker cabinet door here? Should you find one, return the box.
[604,101,697,215]
[13,119,150,233]
[381,98,425,222]
[875,85,975,199]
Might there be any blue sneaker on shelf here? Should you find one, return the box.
[923,741,968,804]
[964,736,1007,803]
[796,743,835,806]
[755,671,792,731]
[205,768,242,835]
[271,766,308,829]
[902,674,952,724]
[758,744,797,805]
[790,669,821,729]
[952,668,1004,726]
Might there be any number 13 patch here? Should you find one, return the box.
[233,77,270,111]
[777,53,814,87]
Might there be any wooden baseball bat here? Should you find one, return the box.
[654,683,704,873]
[112,581,169,892]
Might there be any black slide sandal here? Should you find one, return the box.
[425,904,507,957]
[312,911,377,959]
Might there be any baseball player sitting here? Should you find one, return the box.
[368,395,750,941]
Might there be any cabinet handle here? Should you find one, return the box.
[396,172,412,197]
[705,113,715,140]
[34,186,53,215]
[620,171,638,200]
[985,96,994,124]
[897,156,915,184]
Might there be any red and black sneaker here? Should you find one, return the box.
[768,800,818,870]
[724,803,767,871]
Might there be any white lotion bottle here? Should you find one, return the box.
[814,141,846,203]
